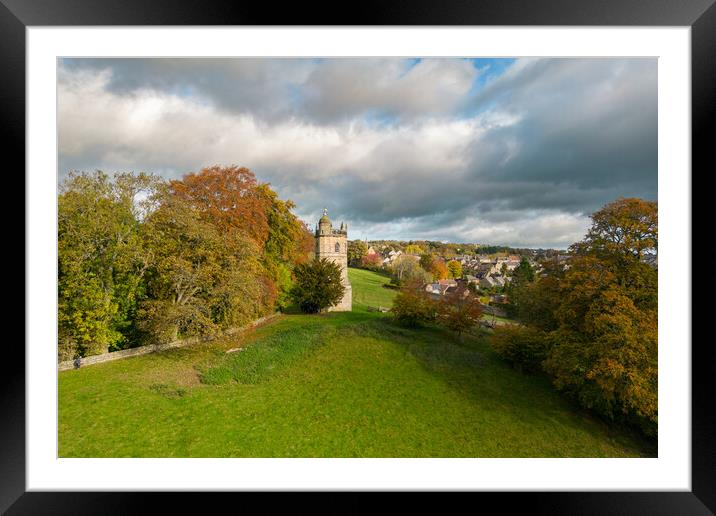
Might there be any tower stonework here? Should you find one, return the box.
[315,208,352,311]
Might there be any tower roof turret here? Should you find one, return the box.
[317,207,332,235]
[319,207,331,225]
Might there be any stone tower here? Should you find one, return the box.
[314,208,352,311]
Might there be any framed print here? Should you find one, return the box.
[4,0,712,513]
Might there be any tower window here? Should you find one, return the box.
[335,243,340,253]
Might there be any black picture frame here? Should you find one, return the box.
[3,0,709,513]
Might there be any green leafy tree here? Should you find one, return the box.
[348,240,369,266]
[257,184,314,310]
[490,325,551,373]
[58,171,158,359]
[419,253,435,273]
[512,256,535,283]
[505,257,536,317]
[390,255,431,286]
[291,258,346,313]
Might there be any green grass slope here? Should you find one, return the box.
[58,267,654,457]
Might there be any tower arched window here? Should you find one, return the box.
[335,243,340,253]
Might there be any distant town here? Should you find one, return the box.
[346,238,657,317]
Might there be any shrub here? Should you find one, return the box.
[490,325,551,373]
[391,284,439,327]
[291,258,346,313]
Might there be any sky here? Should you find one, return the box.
[57,57,657,249]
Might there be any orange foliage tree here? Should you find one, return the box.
[168,165,312,311]
[170,165,270,245]
[430,260,449,280]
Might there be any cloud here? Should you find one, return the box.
[58,57,657,248]
[300,58,478,122]
[60,57,478,123]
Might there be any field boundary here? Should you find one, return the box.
[58,313,281,371]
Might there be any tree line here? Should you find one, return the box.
[58,166,313,360]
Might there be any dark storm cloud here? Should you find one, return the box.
[465,58,658,211]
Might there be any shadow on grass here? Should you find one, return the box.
[360,317,657,457]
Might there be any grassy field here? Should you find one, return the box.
[58,268,654,457]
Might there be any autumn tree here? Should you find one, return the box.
[291,258,346,313]
[169,165,311,312]
[404,243,424,255]
[430,259,449,280]
[576,197,657,260]
[361,253,383,271]
[447,259,463,279]
[490,325,551,373]
[437,284,483,338]
[391,282,439,327]
[169,165,269,244]
[138,192,266,343]
[543,253,658,434]
[489,197,658,436]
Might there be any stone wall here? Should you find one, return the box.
[58,313,281,371]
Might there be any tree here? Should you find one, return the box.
[361,253,383,271]
[169,165,312,313]
[391,282,439,327]
[505,257,537,318]
[512,256,535,284]
[138,192,265,343]
[169,165,269,245]
[447,259,462,279]
[291,258,346,313]
[490,325,551,373]
[257,183,314,310]
[437,284,482,338]
[419,253,435,272]
[405,243,424,255]
[491,197,658,436]
[58,171,158,359]
[390,255,431,286]
[430,259,449,280]
[575,197,657,260]
[348,240,369,266]
[542,254,657,434]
